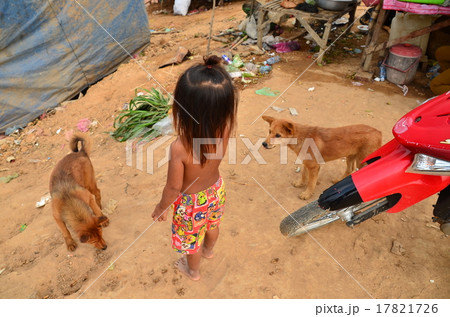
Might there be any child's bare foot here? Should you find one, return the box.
[174,257,200,281]
[202,248,214,259]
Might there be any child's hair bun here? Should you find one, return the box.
[204,55,222,68]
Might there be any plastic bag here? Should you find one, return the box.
[153,116,173,135]
[173,0,191,16]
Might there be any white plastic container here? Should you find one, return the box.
[389,12,433,57]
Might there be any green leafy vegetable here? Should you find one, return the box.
[111,88,171,142]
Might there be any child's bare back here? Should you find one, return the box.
[151,55,237,281]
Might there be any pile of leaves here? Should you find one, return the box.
[111,88,171,142]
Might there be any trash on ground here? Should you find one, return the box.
[36,193,51,208]
[256,87,280,97]
[265,56,281,65]
[308,87,315,92]
[153,116,173,136]
[271,106,285,112]
[19,224,27,232]
[259,65,272,74]
[352,82,363,86]
[289,108,298,116]
[272,41,300,53]
[244,62,258,73]
[77,118,91,132]
[152,9,168,15]
[0,173,19,183]
[333,17,348,25]
[173,0,191,16]
[6,156,15,163]
[397,84,408,96]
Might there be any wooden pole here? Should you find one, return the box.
[206,1,217,56]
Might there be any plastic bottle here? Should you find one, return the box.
[379,64,386,82]
[265,56,281,65]
[222,54,232,65]
[259,65,272,74]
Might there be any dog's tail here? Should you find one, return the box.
[69,134,91,155]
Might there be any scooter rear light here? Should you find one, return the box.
[407,154,450,175]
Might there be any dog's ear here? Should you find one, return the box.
[282,122,295,136]
[262,115,274,124]
[80,233,90,243]
[96,216,109,226]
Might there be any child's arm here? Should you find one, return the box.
[152,141,185,221]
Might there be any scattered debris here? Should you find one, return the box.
[271,106,285,113]
[76,118,91,132]
[396,84,408,96]
[151,9,168,15]
[308,87,315,92]
[20,224,27,232]
[272,41,300,53]
[352,82,363,86]
[0,173,19,184]
[36,193,51,208]
[0,268,5,275]
[256,87,280,97]
[6,156,15,163]
[289,108,298,116]
[259,65,272,74]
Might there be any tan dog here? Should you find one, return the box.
[49,134,109,251]
[262,116,382,200]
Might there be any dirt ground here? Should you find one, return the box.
[0,2,449,300]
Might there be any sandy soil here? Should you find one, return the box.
[0,2,449,299]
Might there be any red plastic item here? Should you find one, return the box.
[353,92,450,213]
[389,43,422,58]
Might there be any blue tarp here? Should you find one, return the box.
[0,0,150,134]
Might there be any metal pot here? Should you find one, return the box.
[316,0,357,11]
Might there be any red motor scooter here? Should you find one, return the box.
[280,92,450,237]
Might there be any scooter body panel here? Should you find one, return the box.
[352,139,450,214]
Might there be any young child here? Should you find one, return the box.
[152,55,238,280]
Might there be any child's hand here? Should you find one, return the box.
[152,204,168,222]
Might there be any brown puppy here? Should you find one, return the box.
[262,116,382,200]
[49,134,109,251]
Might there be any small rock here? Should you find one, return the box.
[273,295,280,299]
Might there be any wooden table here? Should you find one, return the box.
[257,0,358,64]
